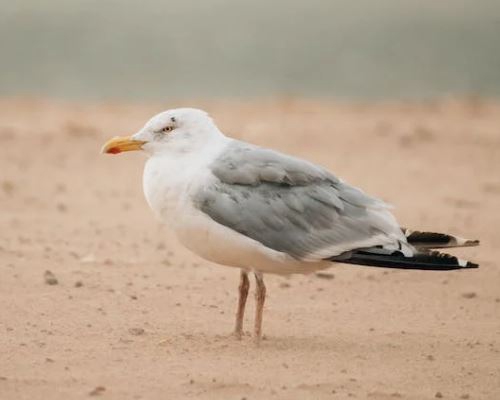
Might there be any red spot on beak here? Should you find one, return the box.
[108,147,121,154]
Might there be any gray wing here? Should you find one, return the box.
[194,141,406,261]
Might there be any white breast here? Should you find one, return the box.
[142,142,219,227]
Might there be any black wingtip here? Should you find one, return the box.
[332,249,479,271]
[403,229,480,250]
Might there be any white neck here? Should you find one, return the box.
[142,130,231,226]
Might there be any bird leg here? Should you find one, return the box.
[233,270,249,339]
[254,272,266,344]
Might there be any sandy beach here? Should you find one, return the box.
[0,98,499,399]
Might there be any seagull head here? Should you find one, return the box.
[101,108,221,156]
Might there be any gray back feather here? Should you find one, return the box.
[194,141,404,261]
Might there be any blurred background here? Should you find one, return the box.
[1,0,500,100]
[2,2,500,400]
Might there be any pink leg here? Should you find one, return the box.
[254,272,266,344]
[234,270,249,339]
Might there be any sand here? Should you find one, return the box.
[0,98,499,400]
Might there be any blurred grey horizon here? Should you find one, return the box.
[1,0,500,101]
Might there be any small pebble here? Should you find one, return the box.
[2,180,15,195]
[315,272,334,280]
[435,392,443,398]
[128,327,145,336]
[89,386,106,396]
[74,281,83,288]
[462,292,477,299]
[44,270,58,285]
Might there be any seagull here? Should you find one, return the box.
[101,108,479,343]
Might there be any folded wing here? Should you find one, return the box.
[194,141,409,262]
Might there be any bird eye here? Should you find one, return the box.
[161,126,173,133]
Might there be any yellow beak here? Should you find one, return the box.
[101,136,146,154]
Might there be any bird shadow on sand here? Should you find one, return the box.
[156,330,345,353]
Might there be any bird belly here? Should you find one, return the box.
[174,202,330,275]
